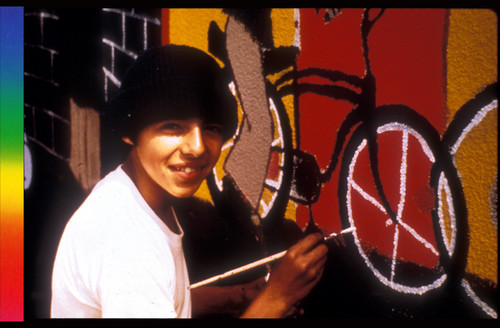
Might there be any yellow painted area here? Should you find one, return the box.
[169,9,228,65]
[285,198,298,221]
[446,9,497,116]
[271,9,297,48]
[446,9,498,283]
[282,94,297,150]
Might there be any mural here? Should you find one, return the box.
[23,8,497,318]
[162,8,497,318]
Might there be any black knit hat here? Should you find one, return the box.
[106,44,238,142]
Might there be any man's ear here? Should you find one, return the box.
[122,137,134,146]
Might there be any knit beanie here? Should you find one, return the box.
[106,44,238,142]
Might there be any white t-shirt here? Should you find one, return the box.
[51,165,192,318]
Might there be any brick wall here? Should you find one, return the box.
[24,9,68,161]
[101,8,161,102]
[24,8,162,164]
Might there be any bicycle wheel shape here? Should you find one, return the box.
[443,83,498,318]
[208,81,294,226]
[338,105,468,295]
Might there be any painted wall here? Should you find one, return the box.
[23,8,497,318]
[162,8,497,317]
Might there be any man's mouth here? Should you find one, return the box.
[169,165,205,173]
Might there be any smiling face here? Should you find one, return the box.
[125,118,223,200]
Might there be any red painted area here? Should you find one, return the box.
[299,9,366,79]
[267,151,281,181]
[161,9,169,45]
[296,9,447,248]
[368,9,448,132]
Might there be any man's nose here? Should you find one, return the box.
[181,126,205,157]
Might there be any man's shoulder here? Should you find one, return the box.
[68,168,136,227]
[88,166,134,202]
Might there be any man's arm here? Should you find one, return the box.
[190,278,266,317]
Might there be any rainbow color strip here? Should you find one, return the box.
[0,7,24,321]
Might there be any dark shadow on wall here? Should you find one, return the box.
[58,9,105,111]
[24,142,86,318]
[24,8,104,318]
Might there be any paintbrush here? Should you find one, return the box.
[188,227,356,289]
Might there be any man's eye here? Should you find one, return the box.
[204,125,222,134]
[161,123,182,131]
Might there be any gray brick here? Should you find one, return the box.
[24,14,42,46]
[102,10,123,47]
[124,15,144,54]
[24,105,35,138]
[41,14,60,51]
[25,46,52,81]
[53,116,70,158]
[33,108,53,149]
[24,75,61,113]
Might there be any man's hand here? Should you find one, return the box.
[241,233,328,318]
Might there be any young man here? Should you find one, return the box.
[51,44,328,318]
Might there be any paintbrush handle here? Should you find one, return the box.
[188,227,356,290]
[188,250,287,289]
[324,226,356,240]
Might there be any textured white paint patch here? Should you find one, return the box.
[396,131,408,223]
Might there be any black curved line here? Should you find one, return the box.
[263,183,278,192]
[365,122,398,223]
[270,146,285,152]
[321,108,363,184]
[277,67,364,89]
[278,83,360,106]
[361,9,386,74]
[442,82,498,150]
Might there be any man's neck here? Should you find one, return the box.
[122,154,181,235]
